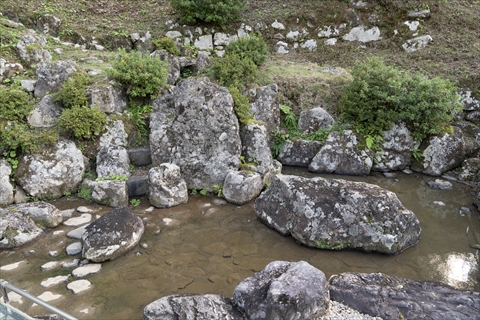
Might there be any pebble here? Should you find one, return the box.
[382,172,397,178]
[53,230,64,236]
[66,242,82,255]
[140,243,148,249]
[67,279,92,294]
[77,206,96,213]
[402,168,413,174]
[63,214,92,227]
[72,263,102,278]
[41,275,69,288]
[0,260,26,271]
[145,206,155,213]
[48,251,58,257]
[29,250,36,254]
[433,201,445,206]
[213,198,227,205]
[41,261,60,271]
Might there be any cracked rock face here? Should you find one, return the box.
[82,206,144,262]
[254,174,421,255]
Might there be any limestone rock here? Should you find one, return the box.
[132,31,152,53]
[151,50,180,85]
[254,175,421,254]
[277,139,323,167]
[412,127,465,176]
[249,84,280,138]
[0,160,14,207]
[0,207,43,249]
[16,29,52,67]
[329,272,480,320]
[10,202,71,228]
[144,294,243,320]
[194,35,213,51]
[148,164,188,208]
[0,58,24,83]
[87,85,127,114]
[15,139,85,198]
[34,60,77,98]
[342,26,381,42]
[194,51,211,71]
[223,170,263,205]
[36,14,61,37]
[402,35,433,53]
[27,94,62,127]
[150,77,241,191]
[232,260,329,320]
[308,130,372,176]
[82,206,144,262]
[96,120,130,179]
[92,180,129,207]
[298,107,334,135]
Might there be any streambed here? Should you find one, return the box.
[1,168,479,319]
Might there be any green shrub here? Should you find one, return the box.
[126,100,153,141]
[52,71,91,108]
[58,105,107,140]
[225,34,269,66]
[107,49,168,99]
[209,53,257,88]
[228,86,252,125]
[339,58,462,142]
[152,37,180,55]
[170,0,245,27]
[0,85,36,122]
[78,186,93,201]
[0,122,58,154]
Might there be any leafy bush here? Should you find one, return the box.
[228,86,252,125]
[78,186,93,201]
[152,37,180,55]
[0,122,58,154]
[58,105,107,140]
[170,0,245,27]
[209,53,257,88]
[107,49,168,99]
[225,34,269,66]
[126,100,153,141]
[0,85,36,122]
[52,71,91,108]
[340,58,461,142]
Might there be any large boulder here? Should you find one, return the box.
[254,175,421,254]
[10,201,72,228]
[82,206,144,262]
[276,139,322,167]
[148,163,188,208]
[144,294,243,320]
[372,123,418,172]
[249,84,280,138]
[329,272,480,320]
[34,60,77,98]
[16,29,52,67]
[0,160,14,207]
[412,126,465,176]
[308,130,373,176]
[232,260,329,320]
[15,139,85,198]
[150,77,241,191]
[222,170,263,205]
[0,207,43,249]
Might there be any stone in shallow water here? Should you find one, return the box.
[33,291,62,306]
[72,263,102,278]
[66,242,82,255]
[61,258,80,269]
[41,275,69,288]
[63,213,92,226]
[41,261,60,271]
[0,260,26,271]
[67,279,92,294]
[66,224,89,239]
[76,206,96,213]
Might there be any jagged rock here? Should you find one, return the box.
[13,185,27,204]
[92,180,129,207]
[27,94,62,127]
[16,29,52,67]
[249,84,280,139]
[148,164,188,208]
[342,26,381,42]
[87,85,127,113]
[372,123,418,172]
[329,272,480,320]
[459,90,480,111]
[99,119,128,148]
[402,35,433,53]
[0,207,43,248]
[165,31,182,39]
[254,174,421,254]
[20,79,36,92]
[412,127,465,176]
[195,51,211,71]
[82,206,144,262]
[272,20,285,30]
[223,170,263,205]
[0,58,24,83]
[454,120,480,156]
[300,39,317,50]
[15,139,85,198]
[10,202,72,228]
[150,50,180,85]
[127,176,149,197]
[150,77,241,191]
[298,107,334,135]
[308,130,373,176]
[317,26,340,38]
[144,294,243,320]
[96,120,130,179]
[277,139,323,167]
[241,123,279,184]
[36,14,61,37]
[214,33,233,46]
[34,60,77,98]
[0,160,14,207]
[232,260,329,320]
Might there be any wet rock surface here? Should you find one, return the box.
[329,272,480,320]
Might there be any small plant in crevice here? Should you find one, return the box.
[77,186,93,201]
[52,71,91,108]
[228,86,252,125]
[213,184,223,197]
[199,189,208,196]
[152,37,180,55]
[96,173,128,181]
[130,198,141,206]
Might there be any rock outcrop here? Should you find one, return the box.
[254,175,421,254]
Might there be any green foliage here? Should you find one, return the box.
[412,148,424,161]
[130,198,141,206]
[213,184,223,197]
[170,0,245,27]
[340,58,462,142]
[52,71,91,108]
[0,122,58,154]
[126,100,153,142]
[108,49,168,99]
[0,85,36,122]
[271,130,287,158]
[199,189,208,196]
[190,188,198,195]
[228,86,252,125]
[96,173,128,181]
[77,186,93,201]
[225,34,269,66]
[152,37,180,55]
[209,53,257,89]
[279,104,298,134]
[58,105,107,140]
[3,150,18,172]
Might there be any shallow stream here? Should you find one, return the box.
[1,168,479,319]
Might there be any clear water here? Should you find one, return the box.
[1,168,479,319]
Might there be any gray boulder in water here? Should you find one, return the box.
[254,174,421,255]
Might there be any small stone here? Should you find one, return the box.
[66,242,82,255]
[77,206,96,213]
[433,201,446,206]
[61,259,80,269]
[402,168,413,174]
[427,179,453,190]
[154,229,162,235]
[0,260,26,271]
[325,38,337,46]
[53,230,64,235]
[470,243,480,250]
[272,20,285,30]
[66,224,89,239]
[382,172,398,178]
[33,292,62,306]
[145,206,155,213]
[41,261,60,271]
[72,263,102,278]
[29,250,36,254]
[67,279,92,294]
[63,213,92,226]
[213,198,227,206]
[41,275,69,288]
[140,243,148,249]
[134,251,143,256]
[49,251,58,257]
[165,260,173,266]
[460,207,471,213]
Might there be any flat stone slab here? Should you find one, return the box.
[41,275,69,288]
[66,224,89,239]
[63,213,92,226]
[72,263,102,278]
[41,261,60,271]
[67,279,92,294]
[0,260,26,271]
[66,242,82,255]
[77,206,96,213]
[34,291,62,306]
[61,259,80,269]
